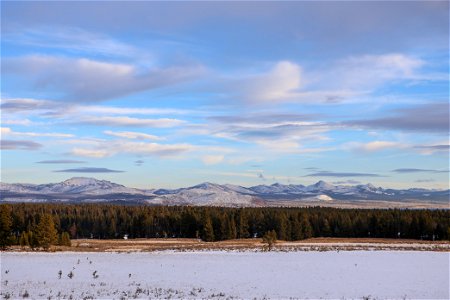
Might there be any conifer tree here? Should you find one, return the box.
[0,205,13,249]
[238,211,250,238]
[301,218,313,239]
[202,216,215,242]
[262,230,277,251]
[59,232,71,247]
[228,216,237,240]
[28,230,39,249]
[19,231,29,247]
[36,214,58,250]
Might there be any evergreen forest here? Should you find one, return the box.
[1,203,448,249]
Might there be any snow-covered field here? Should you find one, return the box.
[1,251,448,299]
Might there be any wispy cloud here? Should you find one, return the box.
[36,160,86,164]
[392,168,448,174]
[1,140,43,150]
[222,54,444,105]
[345,102,449,133]
[3,26,140,58]
[1,127,74,138]
[305,171,383,178]
[134,160,144,166]
[0,98,55,112]
[4,55,205,102]
[103,130,163,141]
[70,141,194,158]
[53,167,124,173]
[333,180,362,185]
[304,167,320,171]
[78,116,185,128]
[208,113,332,152]
[1,98,192,117]
[415,179,435,183]
[344,141,406,153]
[414,144,450,154]
[239,61,302,103]
[71,148,111,158]
[201,155,224,165]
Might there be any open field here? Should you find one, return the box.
[1,251,448,299]
[7,238,450,253]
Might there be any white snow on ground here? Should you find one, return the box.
[1,251,449,299]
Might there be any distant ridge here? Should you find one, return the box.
[1,177,448,207]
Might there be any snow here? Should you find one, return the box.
[315,194,333,201]
[2,178,449,205]
[1,251,448,299]
[150,183,258,206]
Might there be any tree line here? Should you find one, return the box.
[1,203,448,249]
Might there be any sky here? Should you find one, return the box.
[1,1,449,189]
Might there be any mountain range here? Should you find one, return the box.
[1,177,448,207]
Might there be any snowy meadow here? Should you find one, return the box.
[1,250,448,299]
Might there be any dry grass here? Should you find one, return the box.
[7,237,448,253]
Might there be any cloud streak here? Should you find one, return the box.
[78,116,185,128]
[345,103,449,133]
[36,160,86,164]
[392,168,448,174]
[70,140,194,158]
[4,55,205,102]
[1,140,43,150]
[103,130,162,140]
[1,127,74,138]
[53,167,124,173]
[305,171,383,178]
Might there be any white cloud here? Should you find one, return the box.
[221,54,440,105]
[1,127,74,138]
[71,148,111,158]
[248,61,302,102]
[80,116,185,128]
[4,26,141,59]
[4,55,205,102]
[1,119,33,126]
[201,155,224,165]
[344,140,406,152]
[103,130,163,141]
[70,141,193,158]
[75,105,191,116]
[311,53,434,92]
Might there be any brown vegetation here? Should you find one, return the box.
[7,237,449,252]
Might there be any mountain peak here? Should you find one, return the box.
[191,182,220,190]
[313,180,334,189]
[63,177,100,185]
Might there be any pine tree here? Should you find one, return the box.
[291,217,302,240]
[262,230,277,251]
[202,216,215,242]
[19,231,29,247]
[228,216,237,240]
[0,205,13,249]
[322,218,332,236]
[36,214,58,250]
[59,232,71,247]
[238,211,250,238]
[28,230,39,249]
[69,223,77,239]
[300,218,313,239]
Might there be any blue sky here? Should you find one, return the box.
[1,1,449,189]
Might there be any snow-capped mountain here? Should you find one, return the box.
[0,177,152,196]
[150,182,261,207]
[1,177,448,206]
[249,183,305,194]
